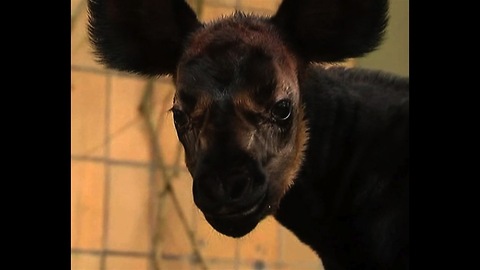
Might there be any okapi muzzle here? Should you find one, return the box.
[192,146,269,237]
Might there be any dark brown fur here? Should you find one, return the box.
[87,1,408,269]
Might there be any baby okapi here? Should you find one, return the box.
[88,0,409,269]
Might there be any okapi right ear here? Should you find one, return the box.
[271,0,389,63]
[87,0,201,76]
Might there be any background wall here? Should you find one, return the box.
[356,0,409,76]
[71,1,408,269]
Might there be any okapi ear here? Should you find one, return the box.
[271,0,389,62]
[87,0,201,76]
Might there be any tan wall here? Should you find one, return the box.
[71,0,322,269]
[355,0,409,76]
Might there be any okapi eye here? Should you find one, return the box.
[172,108,189,127]
[271,99,292,121]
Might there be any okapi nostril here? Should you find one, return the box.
[203,176,227,201]
[195,172,252,205]
[228,177,249,200]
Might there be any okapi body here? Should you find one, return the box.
[87,0,409,269]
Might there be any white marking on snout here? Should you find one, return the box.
[246,130,256,150]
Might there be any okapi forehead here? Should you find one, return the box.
[182,13,290,62]
[175,13,298,111]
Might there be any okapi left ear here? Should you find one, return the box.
[87,0,201,76]
[271,0,389,63]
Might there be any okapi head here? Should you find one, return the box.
[88,0,388,238]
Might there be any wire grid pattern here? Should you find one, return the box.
[71,0,323,269]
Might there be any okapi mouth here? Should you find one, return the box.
[192,149,273,237]
[203,192,270,238]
